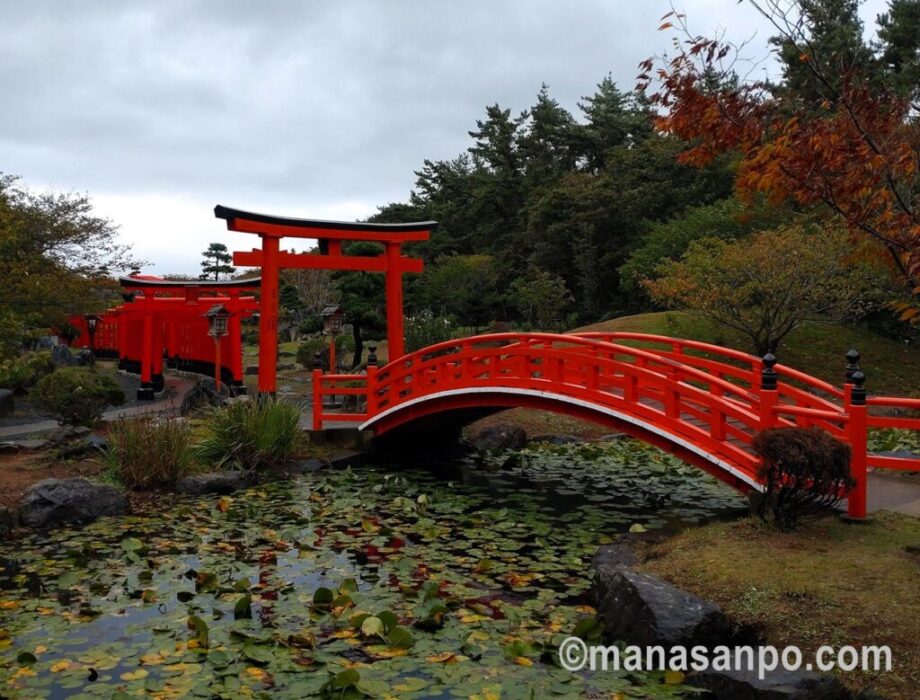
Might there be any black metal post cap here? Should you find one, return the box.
[368,345,378,366]
[761,352,778,390]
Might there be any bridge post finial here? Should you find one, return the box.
[313,351,323,371]
[845,348,861,383]
[845,368,868,520]
[761,352,777,391]
[368,345,378,367]
[850,370,866,406]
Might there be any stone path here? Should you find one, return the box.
[864,472,920,518]
[0,374,194,440]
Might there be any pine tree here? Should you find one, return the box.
[200,242,236,281]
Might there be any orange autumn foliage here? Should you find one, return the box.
[639,12,920,322]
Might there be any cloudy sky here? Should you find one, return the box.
[2,0,889,275]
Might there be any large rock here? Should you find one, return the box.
[19,478,127,528]
[0,507,15,539]
[468,423,527,452]
[593,566,738,649]
[51,344,75,367]
[0,439,49,454]
[691,667,851,699]
[179,379,222,416]
[177,471,250,496]
[592,540,638,570]
[0,389,14,418]
[56,434,108,460]
[284,458,327,476]
[528,434,580,446]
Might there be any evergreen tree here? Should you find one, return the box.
[577,75,652,172]
[771,0,876,100]
[876,0,920,98]
[200,242,236,281]
[520,84,578,189]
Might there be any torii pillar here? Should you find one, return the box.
[215,205,435,396]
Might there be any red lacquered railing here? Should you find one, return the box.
[312,332,919,519]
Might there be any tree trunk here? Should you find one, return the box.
[351,321,364,370]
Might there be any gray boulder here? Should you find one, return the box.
[0,439,49,454]
[592,540,638,570]
[0,389,14,418]
[57,434,109,459]
[19,478,127,528]
[691,667,851,699]
[179,379,223,416]
[593,566,737,649]
[528,434,580,446]
[284,458,327,475]
[177,471,250,496]
[468,423,527,452]
[51,344,76,367]
[598,432,630,442]
[0,507,15,538]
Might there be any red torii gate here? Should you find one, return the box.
[72,275,259,399]
[119,276,259,398]
[214,205,436,395]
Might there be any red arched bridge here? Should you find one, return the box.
[312,332,920,520]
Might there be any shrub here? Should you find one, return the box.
[296,335,355,370]
[405,310,455,353]
[30,367,125,426]
[0,351,55,393]
[753,427,855,530]
[105,416,192,489]
[195,397,302,471]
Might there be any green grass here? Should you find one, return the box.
[576,311,919,397]
[637,512,920,697]
[195,397,303,471]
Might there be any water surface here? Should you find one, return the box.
[0,440,746,699]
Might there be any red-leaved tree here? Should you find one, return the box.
[639,1,920,321]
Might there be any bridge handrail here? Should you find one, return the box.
[575,332,844,392]
[373,332,766,409]
[376,341,763,419]
[311,330,918,520]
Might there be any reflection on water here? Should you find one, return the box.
[0,440,746,699]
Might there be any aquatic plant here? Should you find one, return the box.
[195,396,302,471]
[104,415,192,489]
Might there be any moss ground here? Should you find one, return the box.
[634,512,920,698]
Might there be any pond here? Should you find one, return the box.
[0,439,747,699]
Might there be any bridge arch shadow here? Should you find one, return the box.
[360,387,760,494]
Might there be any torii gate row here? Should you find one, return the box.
[214,205,437,395]
[73,276,259,399]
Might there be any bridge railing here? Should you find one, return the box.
[866,395,920,472]
[310,332,919,515]
[355,332,781,482]
[311,370,372,427]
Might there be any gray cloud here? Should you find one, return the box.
[1,0,889,273]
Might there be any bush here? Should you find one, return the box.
[296,335,355,370]
[405,310,455,353]
[0,351,55,393]
[105,416,192,489]
[753,427,854,530]
[195,397,302,471]
[30,367,125,426]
